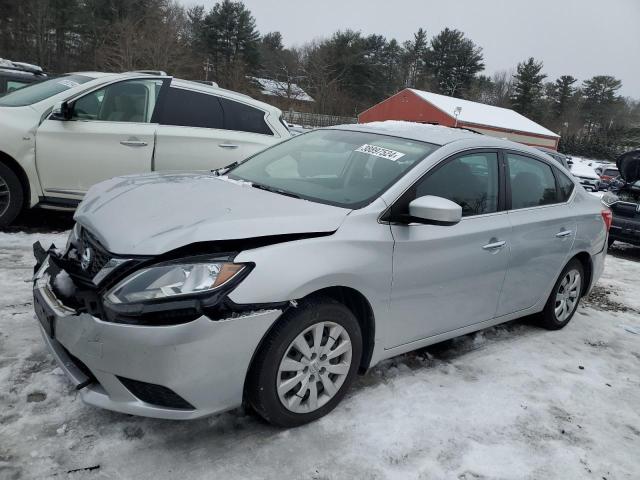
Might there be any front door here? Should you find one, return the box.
[386,151,511,348]
[35,77,166,200]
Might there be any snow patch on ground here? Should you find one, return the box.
[1,230,640,479]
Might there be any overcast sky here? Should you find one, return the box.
[179,0,640,98]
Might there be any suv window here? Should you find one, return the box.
[219,97,272,135]
[556,170,575,201]
[159,87,224,129]
[414,152,499,217]
[72,79,163,123]
[507,153,558,209]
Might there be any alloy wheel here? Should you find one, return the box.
[0,175,10,218]
[554,269,581,322]
[277,321,353,414]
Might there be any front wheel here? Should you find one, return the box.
[247,297,362,427]
[539,259,584,330]
[0,162,24,227]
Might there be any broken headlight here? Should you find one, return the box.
[105,260,246,304]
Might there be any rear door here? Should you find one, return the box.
[153,86,281,171]
[35,77,167,200]
[496,152,577,316]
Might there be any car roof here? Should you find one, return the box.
[330,120,544,152]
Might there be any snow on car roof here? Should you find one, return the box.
[332,120,487,146]
[408,89,559,138]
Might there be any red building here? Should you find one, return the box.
[359,88,560,150]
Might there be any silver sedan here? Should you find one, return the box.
[33,121,609,427]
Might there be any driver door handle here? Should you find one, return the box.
[482,240,507,251]
[555,230,573,238]
[219,143,239,149]
[120,139,148,147]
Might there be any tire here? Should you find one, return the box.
[0,162,24,227]
[539,259,585,330]
[247,296,362,427]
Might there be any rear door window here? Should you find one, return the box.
[158,87,224,129]
[218,98,273,135]
[507,154,558,209]
[556,170,575,202]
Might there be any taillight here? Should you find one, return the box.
[601,209,612,231]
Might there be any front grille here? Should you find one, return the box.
[117,376,195,410]
[611,202,639,219]
[80,228,113,278]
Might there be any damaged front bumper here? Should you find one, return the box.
[33,253,283,420]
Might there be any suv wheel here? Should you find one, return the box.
[539,259,584,330]
[247,297,362,427]
[0,162,24,227]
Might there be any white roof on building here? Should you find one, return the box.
[409,89,559,138]
[252,77,314,102]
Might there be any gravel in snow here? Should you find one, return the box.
[1,230,639,480]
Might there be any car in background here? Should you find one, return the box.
[536,146,572,170]
[595,165,619,190]
[0,71,290,226]
[571,165,601,192]
[0,59,46,95]
[602,149,640,247]
[32,122,608,426]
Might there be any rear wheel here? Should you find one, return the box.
[247,297,362,427]
[539,259,584,330]
[0,162,24,227]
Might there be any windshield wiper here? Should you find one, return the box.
[251,183,302,199]
[211,162,238,176]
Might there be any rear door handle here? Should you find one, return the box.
[120,139,148,147]
[482,240,506,250]
[219,143,239,149]
[555,230,573,238]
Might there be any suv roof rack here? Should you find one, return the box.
[126,70,168,76]
[0,59,45,75]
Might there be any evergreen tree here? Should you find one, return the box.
[511,57,546,119]
[200,0,260,85]
[403,28,428,87]
[424,28,484,97]
[551,75,578,118]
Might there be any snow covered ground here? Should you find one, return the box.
[1,226,639,480]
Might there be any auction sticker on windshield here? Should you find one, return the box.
[355,144,405,161]
[57,79,80,88]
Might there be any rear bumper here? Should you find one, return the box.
[609,215,640,245]
[34,257,282,420]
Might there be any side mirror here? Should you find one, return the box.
[407,195,462,225]
[50,101,72,121]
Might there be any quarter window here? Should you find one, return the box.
[159,87,224,129]
[414,152,499,217]
[219,98,272,135]
[507,154,558,209]
[72,79,163,123]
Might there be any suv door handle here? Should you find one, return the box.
[482,240,506,251]
[120,139,148,147]
[555,230,573,238]
[219,143,239,149]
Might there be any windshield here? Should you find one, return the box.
[0,74,93,107]
[228,129,439,208]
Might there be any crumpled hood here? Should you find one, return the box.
[74,172,351,256]
[617,149,640,183]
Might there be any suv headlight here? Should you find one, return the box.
[105,260,246,304]
[601,192,619,207]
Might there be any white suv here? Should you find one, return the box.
[0,72,290,226]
